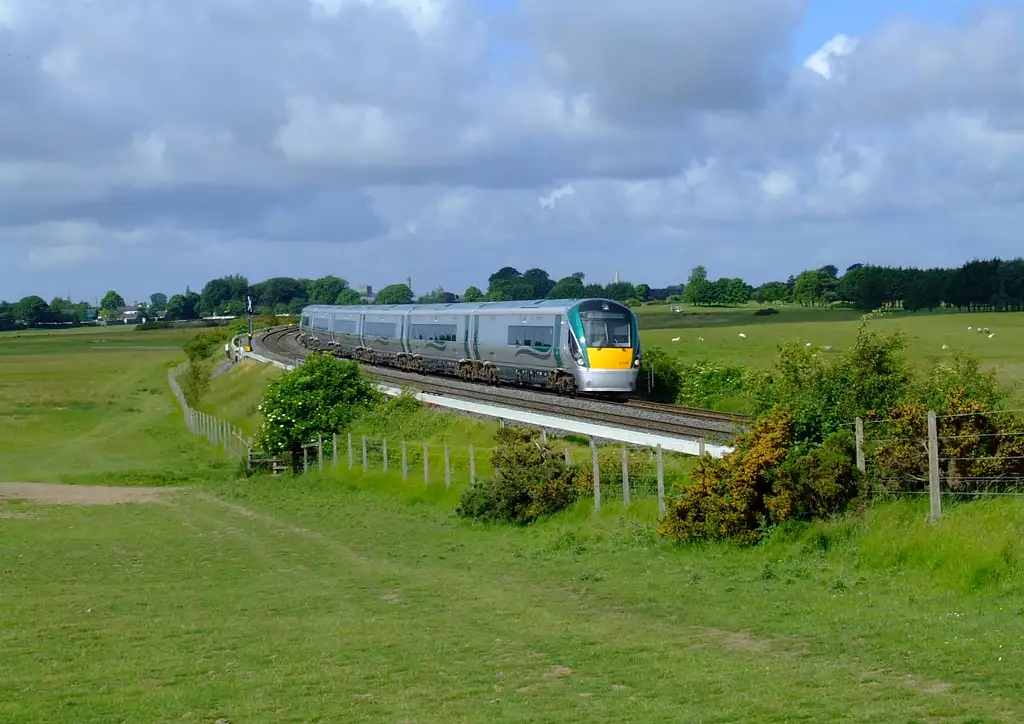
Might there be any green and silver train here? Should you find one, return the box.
[298,298,640,395]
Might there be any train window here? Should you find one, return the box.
[313,315,331,331]
[411,323,457,341]
[507,325,554,348]
[579,310,631,348]
[364,321,397,339]
[332,317,357,334]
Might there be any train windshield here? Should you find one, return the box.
[577,302,632,348]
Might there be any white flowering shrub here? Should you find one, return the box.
[255,353,384,457]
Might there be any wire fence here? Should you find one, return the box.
[855,407,1024,520]
[294,430,687,515]
[168,362,253,460]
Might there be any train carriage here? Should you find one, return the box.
[298,298,639,396]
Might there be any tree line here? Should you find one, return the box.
[4,256,1024,330]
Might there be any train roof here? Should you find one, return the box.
[301,298,634,316]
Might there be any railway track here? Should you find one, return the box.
[253,326,748,442]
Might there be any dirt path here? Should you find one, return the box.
[0,483,185,505]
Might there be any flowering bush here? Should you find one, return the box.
[255,353,384,458]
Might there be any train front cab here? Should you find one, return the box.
[568,300,639,392]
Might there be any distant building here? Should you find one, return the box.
[358,284,376,303]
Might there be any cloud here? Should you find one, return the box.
[2,0,1024,303]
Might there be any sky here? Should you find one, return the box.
[2,0,1023,304]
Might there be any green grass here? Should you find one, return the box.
[639,306,1024,405]
[4,320,1024,722]
[2,477,1022,723]
[0,326,233,484]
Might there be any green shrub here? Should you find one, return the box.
[456,426,591,525]
[638,346,682,403]
[753,307,779,316]
[255,352,384,460]
[660,409,860,547]
[675,360,747,409]
[183,328,231,363]
[180,362,212,406]
[746,316,914,443]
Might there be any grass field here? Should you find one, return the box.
[3,323,1024,722]
[637,304,1024,404]
[0,326,233,484]
[2,477,1022,723]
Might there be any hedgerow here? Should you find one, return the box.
[660,312,1022,546]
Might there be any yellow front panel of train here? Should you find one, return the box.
[586,347,634,369]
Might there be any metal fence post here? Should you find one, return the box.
[444,444,451,488]
[362,435,368,473]
[347,433,353,470]
[591,438,601,512]
[927,410,941,522]
[855,417,866,473]
[621,444,630,506]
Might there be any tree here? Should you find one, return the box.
[307,276,349,305]
[199,274,248,317]
[462,285,485,302]
[149,293,168,312]
[758,281,789,303]
[683,266,712,306]
[375,283,414,305]
[100,290,125,311]
[634,283,650,302]
[255,353,384,461]
[165,291,200,320]
[791,270,824,306]
[604,280,636,302]
[335,289,363,305]
[488,266,521,283]
[14,296,50,326]
[547,273,586,299]
[521,268,554,298]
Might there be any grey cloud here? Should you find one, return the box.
[508,0,809,122]
[3,0,1024,303]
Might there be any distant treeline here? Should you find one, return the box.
[4,257,1023,330]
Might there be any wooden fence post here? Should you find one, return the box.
[927,410,941,522]
[855,417,866,473]
[444,444,451,488]
[383,438,388,474]
[591,438,601,512]
[347,433,353,470]
[469,445,476,485]
[318,435,324,471]
[621,444,630,506]
[423,443,429,485]
[564,449,570,467]
[698,440,706,457]
[332,433,338,467]
[362,435,368,473]
[656,444,665,518]
[402,441,408,481]
[303,446,309,473]
[541,429,547,443]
